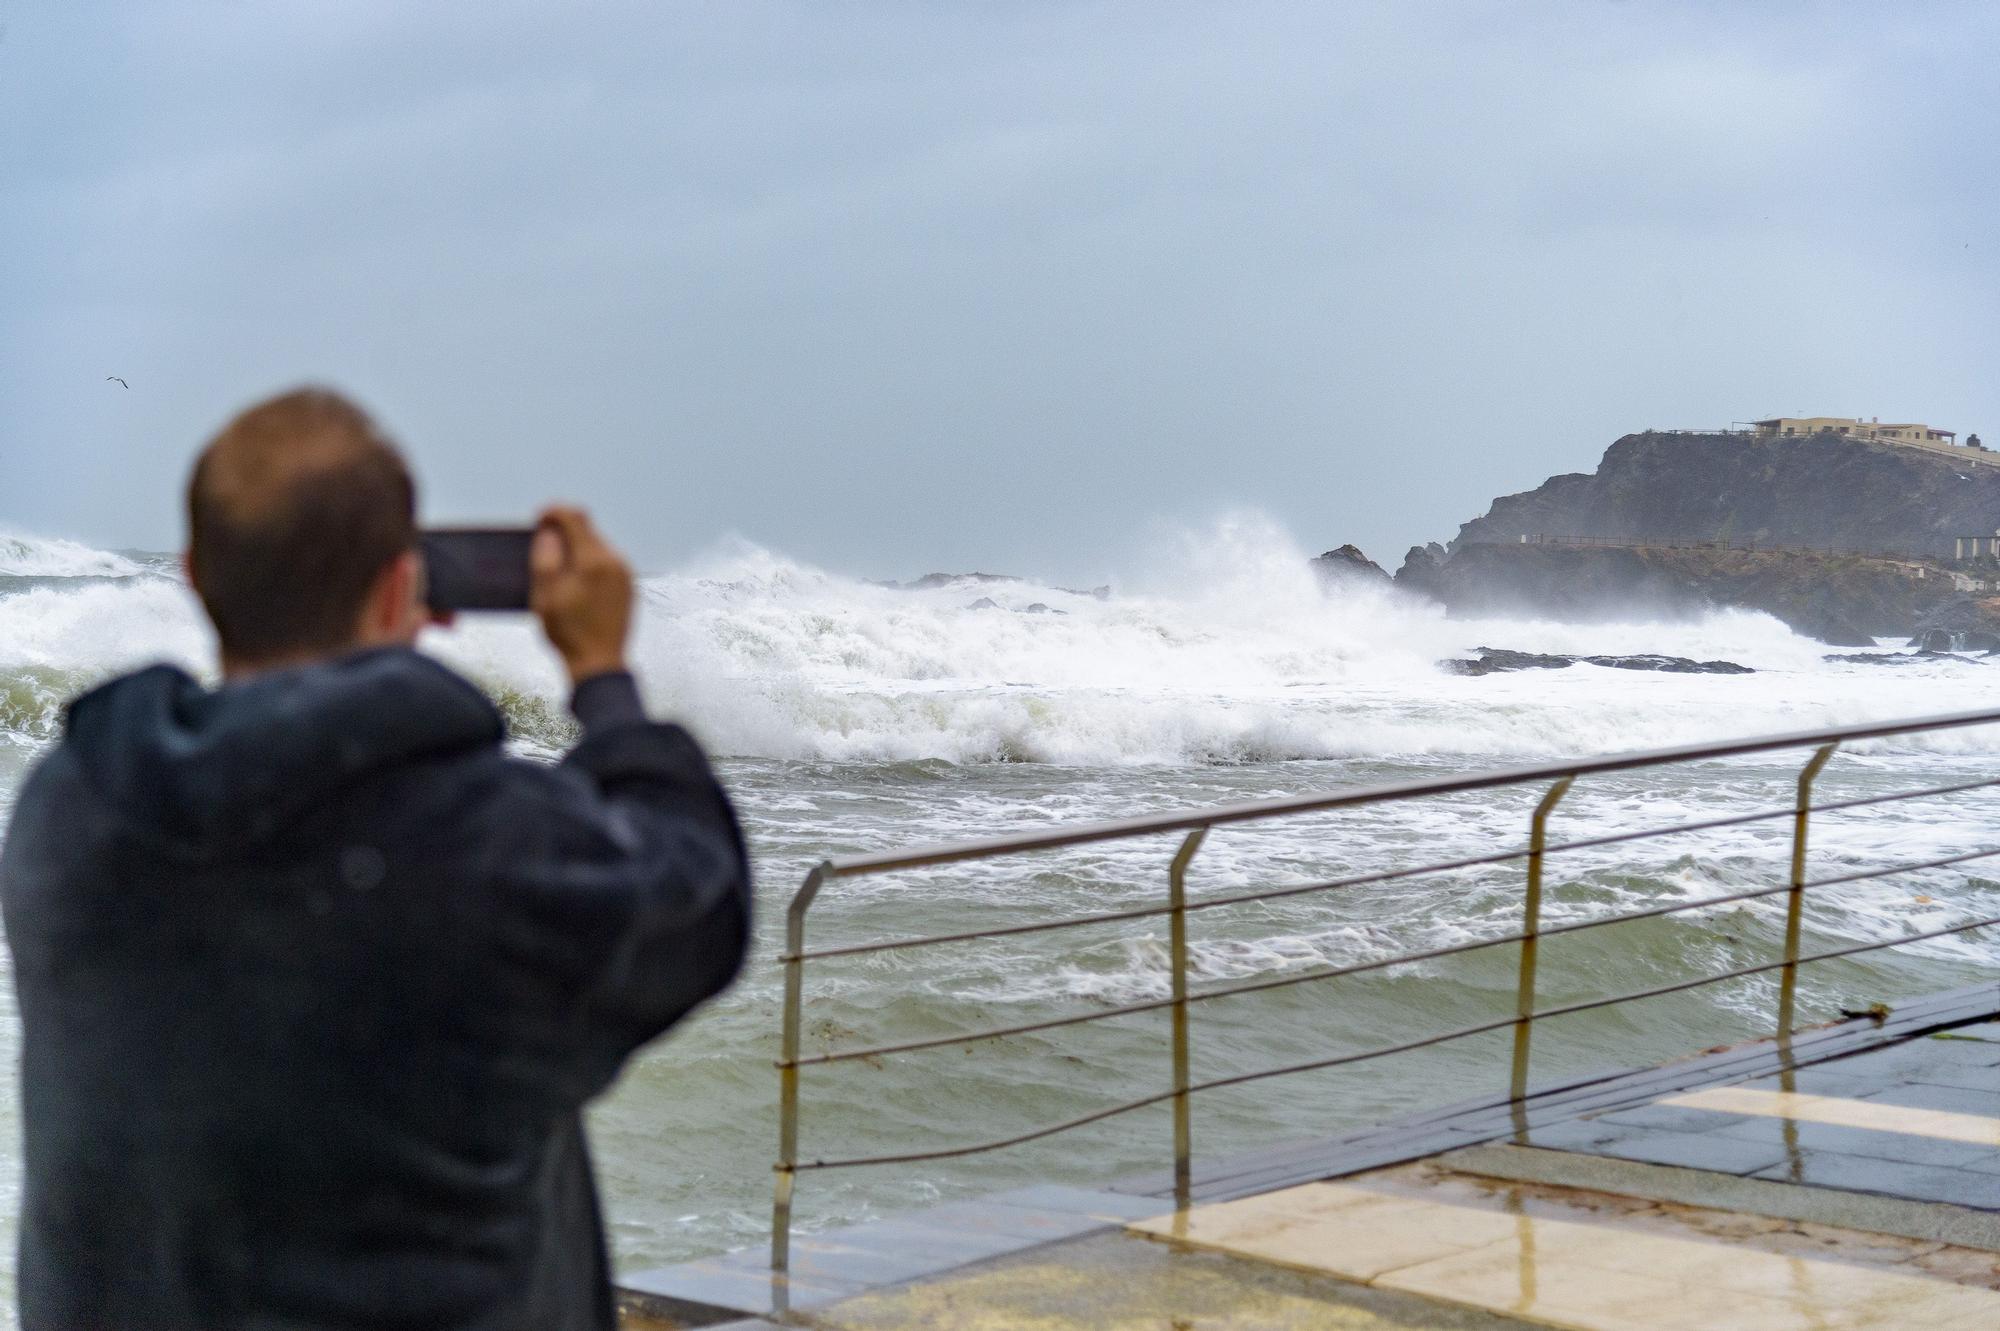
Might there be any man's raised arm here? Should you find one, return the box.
[504,507,752,1092]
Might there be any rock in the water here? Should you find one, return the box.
[965,597,1002,611]
[1022,602,1066,615]
[1778,590,1879,647]
[1313,544,1391,586]
[1393,543,1449,596]
[1908,594,2000,652]
[1579,654,1754,675]
[1441,646,1753,676]
[1824,650,1979,665]
[903,572,1023,590]
[1439,648,1578,676]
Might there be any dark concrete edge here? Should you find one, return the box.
[1112,980,2000,1203]
[613,1186,1173,1326]
[615,1231,1093,1328]
[616,1279,833,1329]
[1441,1142,2000,1251]
[615,981,1998,1325]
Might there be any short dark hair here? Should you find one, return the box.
[187,388,417,662]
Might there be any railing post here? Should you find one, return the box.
[1510,776,1574,1123]
[1777,744,1839,1038]
[1168,828,1208,1210]
[772,864,830,1295]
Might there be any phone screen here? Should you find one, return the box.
[421,528,534,612]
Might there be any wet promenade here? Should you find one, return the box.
[619,983,1999,1329]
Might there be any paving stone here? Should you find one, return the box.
[1710,1117,2000,1170]
[1923,1029,2000,1066]
[1589,1101,1754,1135]
[1908,1062,2000,1093]
[619,1259,865,1321]
[1393,1166,1661,1223]
[1777,1220,1942,1265]
[1863,1082,2000,1115]
[831,1217,1029,1262]
[1830,1041,1997,1083]
[1585,1127,1795,1177]
[1740,1068,1883,1098]
[1651,1201,1791,1240]
[1518,1118,1625,1153]
[988,1183,1174,1222]
[1915,1246,2000,1289]
[1750,1151,2000,1210]
[914,1199,1111,1244]
[710,1221,1022,1287]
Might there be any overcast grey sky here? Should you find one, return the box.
[5,2,1997,579]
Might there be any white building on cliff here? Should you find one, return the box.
[1750,416,1957,445]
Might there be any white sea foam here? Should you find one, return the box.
[0,530,143,579]
[0,577,209,679]
[434,518,2000,765]
[3,518,1999,766]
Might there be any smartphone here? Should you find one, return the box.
[421,527,534,611]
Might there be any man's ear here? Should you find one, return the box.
[362,549,423,639]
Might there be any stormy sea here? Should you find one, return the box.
[2,517,1997,1297]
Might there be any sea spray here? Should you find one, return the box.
[2,521,1998,763]
[0,529,144,579]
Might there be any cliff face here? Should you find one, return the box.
[1387,430,2000,644]
[1396,544,1941,645]
[1451,431,2000,556]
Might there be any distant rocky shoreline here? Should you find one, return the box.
[1316,429,2000,648]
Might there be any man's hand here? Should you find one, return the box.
[531,506,633,685]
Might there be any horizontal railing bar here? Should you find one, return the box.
[785,995,1175,1068]
[786,842,1531,962]
[813,708,2000,876]
[787,913,1999,1171]
[1522,912,2000,1031]
[783,774,2000,964]
[1161,884,1803,1012]
[790,1008,1538,1172]
[1525,842,2000,947]
[1527,775,2000,864]
[781,1085,1187,1172]
[783,845,2000,1068]
[1178,913,2000,1107]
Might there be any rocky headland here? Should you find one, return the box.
[1368,430,2000,646]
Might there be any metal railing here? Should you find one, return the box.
[770,709,2000,1276]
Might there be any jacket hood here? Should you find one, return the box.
[63,646,504,852]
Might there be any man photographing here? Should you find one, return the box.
[0,388,752,1330]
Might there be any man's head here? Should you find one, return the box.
[187,388,427,673]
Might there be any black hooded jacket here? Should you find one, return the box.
[0,647,751,1330]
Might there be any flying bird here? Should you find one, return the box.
[106,376,128,389]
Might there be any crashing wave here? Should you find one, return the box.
[0,530,143,579]
[2,516,1997,764]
